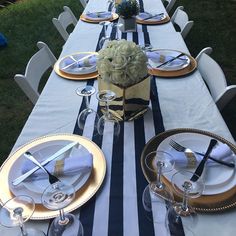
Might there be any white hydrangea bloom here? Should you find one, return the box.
[97,39,148,87]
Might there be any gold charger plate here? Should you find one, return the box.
[0,134,106,220]
[54,52,99,80]
[148,50,197,78]
[136,15,170,25]
[80,12,119,23]
[141,128,236,213]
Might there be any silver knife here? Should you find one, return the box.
[12,141,78,186]
[142,13,164,21]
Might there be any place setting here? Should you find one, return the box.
[54,52,99,80]
[136,11,170,25]
[141,128,236,213]
[0,133,106,220]
[146,49,197,78]
[80,11,119,23]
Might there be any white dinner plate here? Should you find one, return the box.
[148,49,190,71]
[136,12,166,22]
[84,11,112,21]
[9,140,92,203]
[157,132,236,195]
[59,53,97,75]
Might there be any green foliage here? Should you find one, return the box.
[0,0,83,163]
[116,0,140,19]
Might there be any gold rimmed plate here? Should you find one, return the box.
[148,49,197,78]
[54,52,99,80]
[136,14,170,25]
[0,134,106,220]
[80,12,119,23]
[141,128,236,212]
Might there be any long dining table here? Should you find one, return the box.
[1,0,236,235]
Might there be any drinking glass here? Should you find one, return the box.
[0,195,45,236]
[42,182,83,236]
[145,150,175,200]
[142,151,175,222]
[166,170,204,234]
[76,85,99,135]
[99,21,111,49]
[96,90,120,137]
[111,22,123,40]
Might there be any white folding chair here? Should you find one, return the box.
[14,41,57,104]
[196,47,236,111]
[162,0,176,13]
[79,0,88,8]
[52,6,78,41]
[171,6,194,39]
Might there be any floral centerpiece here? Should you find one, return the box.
[97,39,150,121]
[97,39,148,87]
[116,0,140,32]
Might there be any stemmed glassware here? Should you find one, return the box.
[166,170,204,234]
[0,195,46,236]
[76,85,99,135]
[99,21,111,50]
[96,90,120,137]
[142,151,175,222]
[112,22,123,40]
[42,182,84,236]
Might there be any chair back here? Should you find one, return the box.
[14,42,57,104]
[165,0,176,13]
[52,6,77,41]
[197,48,236,110]
[171,6,194,38]
[80,0,88,8]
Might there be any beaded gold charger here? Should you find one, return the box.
[141,128,236,213]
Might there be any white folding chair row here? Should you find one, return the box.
[196,47,236,111]
[79,0,88,8]
[171,6,194,39]
[162,0,176,13]
[14,42,56,104]
[52,6,78,41]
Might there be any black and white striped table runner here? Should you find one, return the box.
[58,1,186,235]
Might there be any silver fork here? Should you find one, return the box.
[24,152,60,184]
[169,139,235,168]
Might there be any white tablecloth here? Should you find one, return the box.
[2,0,236,235]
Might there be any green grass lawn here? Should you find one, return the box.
[0,0,235,164]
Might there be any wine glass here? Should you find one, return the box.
[99,21,111,49]
[76,85,99,136]
[96,90,120,137]
[42,182,83,236]
[142,151,175,222]
[166,170,204,234]
[0,195,46,235]
[112,22,123,40]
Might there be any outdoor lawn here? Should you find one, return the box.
[0,0,235,164]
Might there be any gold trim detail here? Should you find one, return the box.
[141,128,236,213]
[0,134,106,220]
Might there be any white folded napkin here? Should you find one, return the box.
[171,143,235,169]
[136,12,164,21]
[21,150,93,181]
[63,54,97,70]
[146,51,184,67]
[85,11,112,19]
